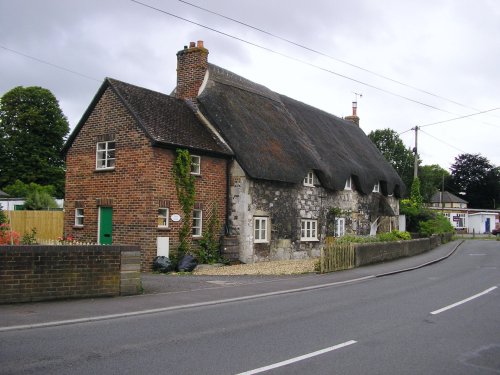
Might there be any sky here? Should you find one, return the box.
[1,0,499,171]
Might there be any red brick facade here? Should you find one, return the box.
[64,87,227,270]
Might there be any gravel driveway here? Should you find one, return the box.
[192,258,318,276]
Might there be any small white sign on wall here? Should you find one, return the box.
[171,214,181,222]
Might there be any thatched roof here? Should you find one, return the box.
[198,64,405,196]
[63,78,232,157]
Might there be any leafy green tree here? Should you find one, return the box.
[0,86,69,197]
[418,164,450,203]
[3,180,57,210]
[0,204,7,225]
[368,129,414,192]
[410,177,423,209]
[450,153,500,209]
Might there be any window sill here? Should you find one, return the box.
[73,225,84,229]
[158,227,171,231]
[300,239,319,242]
[95,167,115,172]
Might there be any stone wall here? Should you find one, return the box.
[0,245,141,304]
[354,233,453,267]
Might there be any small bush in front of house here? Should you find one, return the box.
[336,230,412,244]
[0,223,20,245]
[21,227,38,245]
[377,230,412,242]
[418,211,454,237]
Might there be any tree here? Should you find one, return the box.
[0,204,6,225]
[3,180,58,210]
[368,129,414,193]
[410,177,423,209]
[0,86,69,197]
[418,164,451,203]
[450,153,500,209]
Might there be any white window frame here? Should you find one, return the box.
[191,155,201,175]
[192,209,202,237]
[96,141,116,170]
[303,171,315,187]
[301,219,318,241]
[158,208,169,228]
[373,182,380,193]
[345,177,352,190]
[335,217,345,237]
[75,208,84,227]
[254,217,269,243]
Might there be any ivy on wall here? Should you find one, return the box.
[173,149,196,256]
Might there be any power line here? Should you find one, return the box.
[129,0,460,115]
[420,107,500,128]
[177,0,497,119]
[419,128,467,154]
[0,45,101,82]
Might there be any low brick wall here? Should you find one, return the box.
[354,233,452,267]
[0,245,141,303]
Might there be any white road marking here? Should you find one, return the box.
[235,340,357,375]
[431,286,497,315]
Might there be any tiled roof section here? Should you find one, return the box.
[198,64,405,197]
[107,78,232,155]
[430,191,468,204]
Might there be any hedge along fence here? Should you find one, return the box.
[0,245,141,303]
[320,233,453,273]
[8,210,63,241]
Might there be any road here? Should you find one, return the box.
[1,240,499,374]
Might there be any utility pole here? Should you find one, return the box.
[411,126,419,179]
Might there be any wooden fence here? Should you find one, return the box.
[320,240,356,273]
[8,211,64,241]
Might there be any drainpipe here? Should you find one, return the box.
[225,157,232,236]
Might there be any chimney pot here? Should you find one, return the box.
[189,41,195,48]
[197,40,204,48]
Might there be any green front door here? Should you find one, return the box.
[99,207,113,244]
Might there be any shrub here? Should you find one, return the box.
[418,212,454,237]
[0,223,20,245]
[335,230,411,244]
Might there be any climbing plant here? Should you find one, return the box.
[173,149,196,257]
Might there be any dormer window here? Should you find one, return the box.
[303,171,315,187]
[373,182,380,193]
[345,177,352,190]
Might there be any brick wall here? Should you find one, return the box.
[64,86,228,270]
[0,245,140,303]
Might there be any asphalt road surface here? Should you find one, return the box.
[1,240,499,374]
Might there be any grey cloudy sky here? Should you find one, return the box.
[1,0,499,170]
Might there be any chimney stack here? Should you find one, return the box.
[345,101,360,126]
[176,40,209,105]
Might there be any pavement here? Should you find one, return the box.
[0,240,464,332]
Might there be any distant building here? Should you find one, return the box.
[427,191,499,233]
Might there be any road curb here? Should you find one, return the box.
[375,240,464,278]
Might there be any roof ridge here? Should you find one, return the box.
[207,63,281,103]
